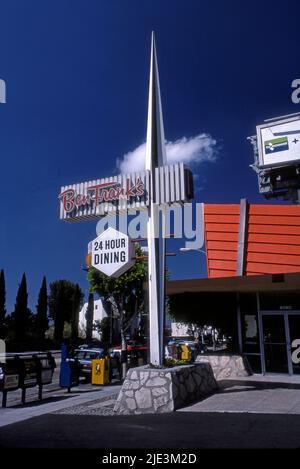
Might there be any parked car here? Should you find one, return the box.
[73,348,105,380]
[112,341,147,367]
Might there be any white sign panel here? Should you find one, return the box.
[257,115,300,168]
[91,227,134,277]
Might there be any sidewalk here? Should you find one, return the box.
[0,384,121,428]
[178,375,300,414]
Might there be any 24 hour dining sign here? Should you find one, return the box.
[90,227,134,277]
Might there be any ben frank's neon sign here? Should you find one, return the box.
[59,178,145,213]
[59,163,193,221]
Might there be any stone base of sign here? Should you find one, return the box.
[113,363,217,415]
[195,354,251,381]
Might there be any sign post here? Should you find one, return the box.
[145,33,167,365]
[59,33,193,368]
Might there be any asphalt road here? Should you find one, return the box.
[0,411,300,449]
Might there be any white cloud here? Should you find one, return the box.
[117,142,147,174]
[116,133,217,174]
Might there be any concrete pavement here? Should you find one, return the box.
[179,375,300,414]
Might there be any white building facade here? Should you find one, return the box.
[78,298,107,340]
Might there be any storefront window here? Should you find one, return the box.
[260,292,300,311]
[244,315,258,349]
[241,313,260,354]
[239,293,261,373]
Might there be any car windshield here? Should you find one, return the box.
[74,351,86,360]
[85,351,102,360]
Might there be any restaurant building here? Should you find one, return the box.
[167,200,300,376]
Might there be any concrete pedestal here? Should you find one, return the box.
[113,363,217,415]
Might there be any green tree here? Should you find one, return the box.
[11,273,32,344]
[85,292,94,342]
[88,244,147,377]
[35,276,49,341]
[0,269,6,339]
[49,280,83,343]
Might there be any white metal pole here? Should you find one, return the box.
[145,33,167,366]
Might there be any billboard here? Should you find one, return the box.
[256,114,300,169]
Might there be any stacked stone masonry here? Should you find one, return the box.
[195,354,251,380]
[113,363,217,415]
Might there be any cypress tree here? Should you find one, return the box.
[49,280,83,343]
[13,273,31,343]
[36,276,48,341]
[0,269,6,339]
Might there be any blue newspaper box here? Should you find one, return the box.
[59,345,79,389]
[60,359,79,388]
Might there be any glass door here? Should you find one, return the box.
[261,313,289,374]
[288,314,300,375]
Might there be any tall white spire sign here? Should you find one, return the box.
[146,32,167,365]
[59,33,194,368]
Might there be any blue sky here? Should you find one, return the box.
[0,0,300,313]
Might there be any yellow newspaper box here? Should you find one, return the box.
[181,344,192,361]
[92,358,110,385]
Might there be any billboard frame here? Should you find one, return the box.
[256,113,300,169]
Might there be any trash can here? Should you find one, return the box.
[91,358,110,385]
